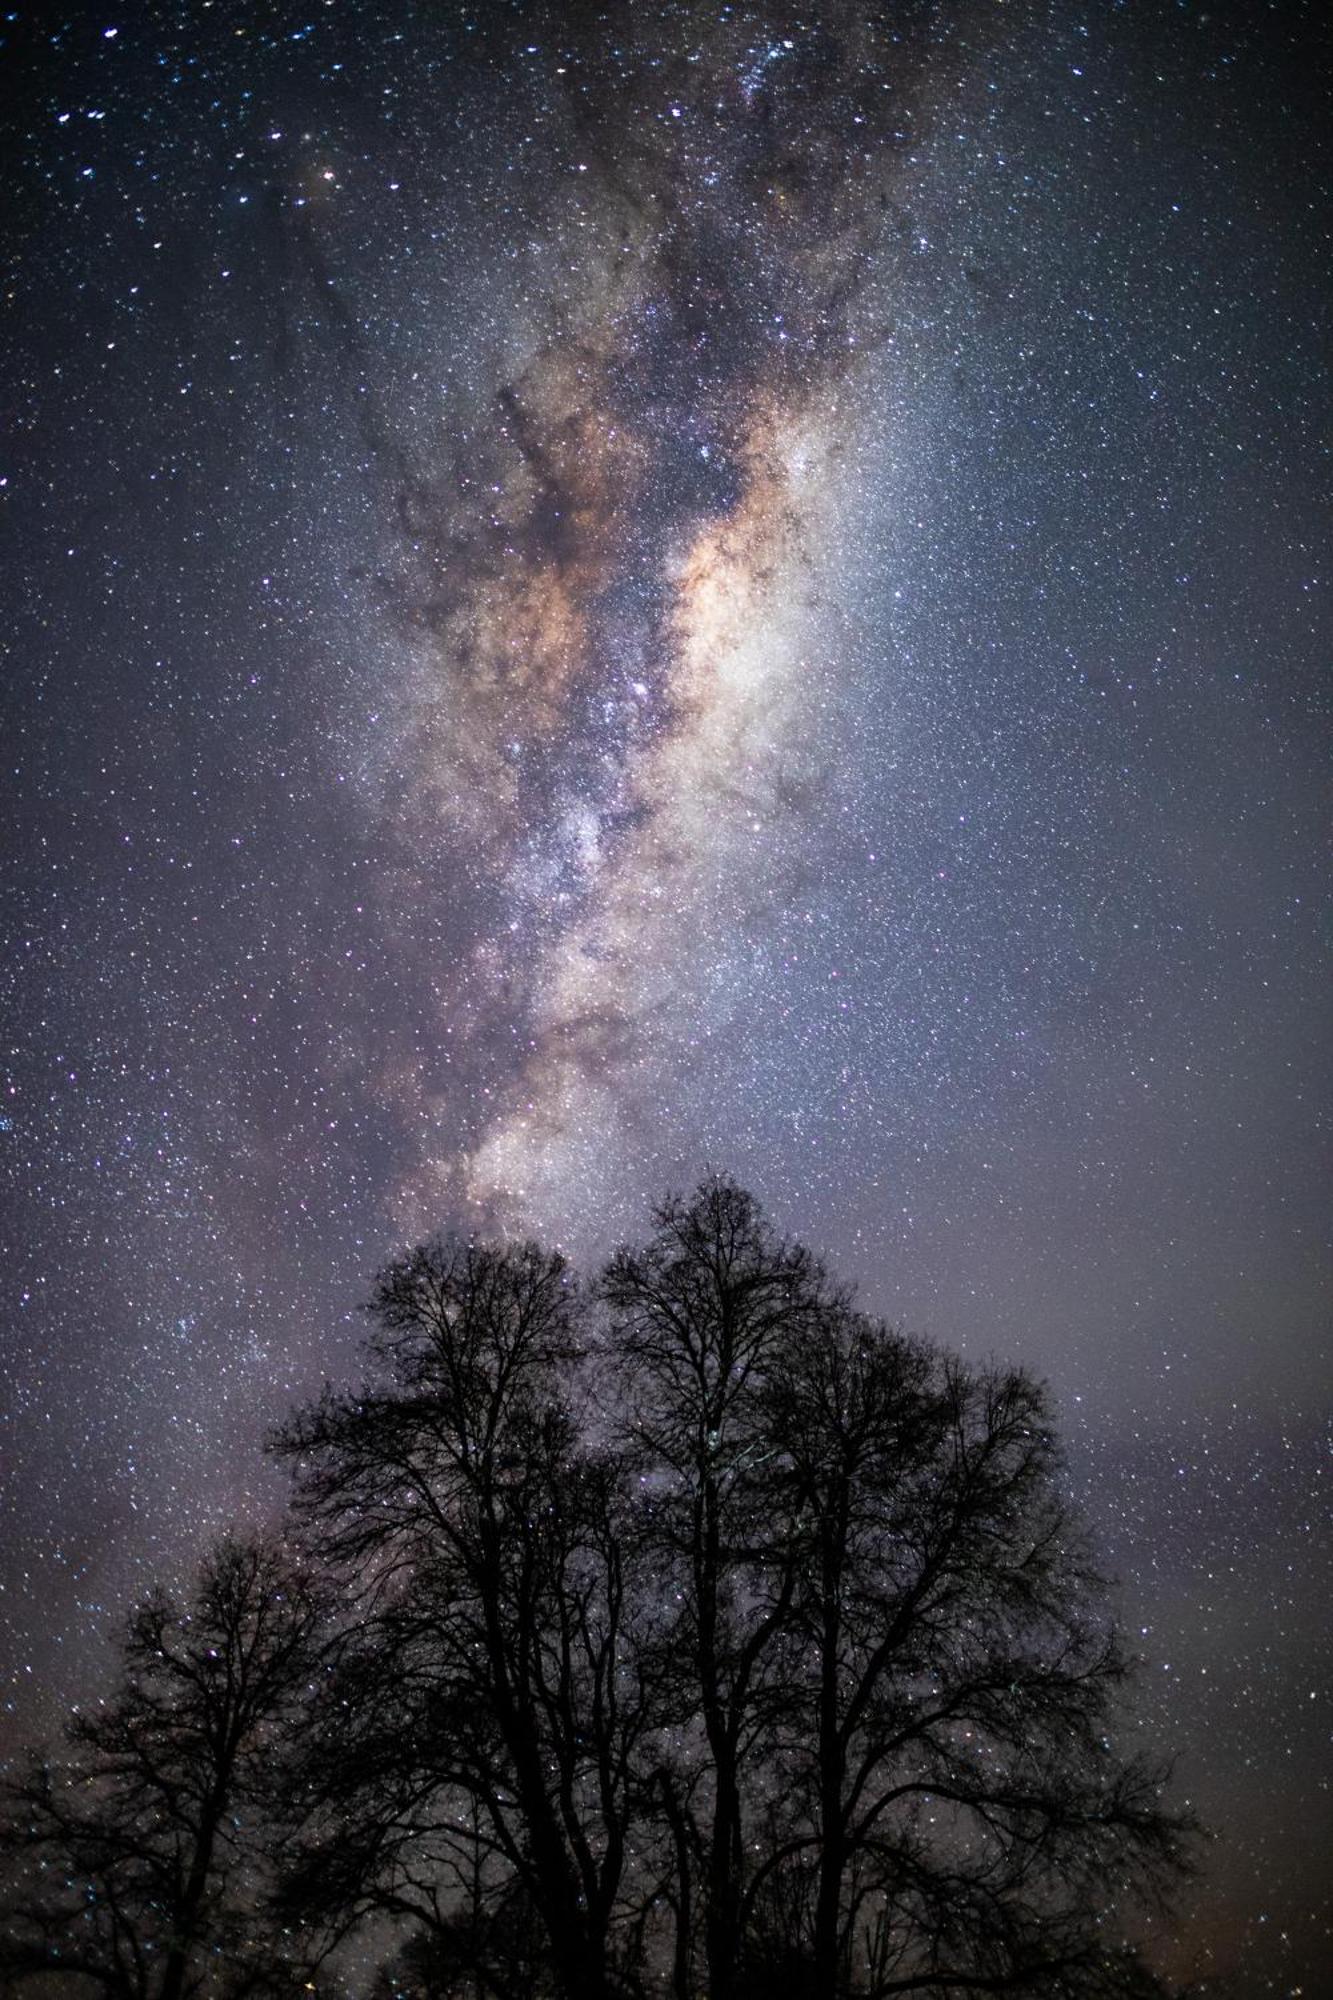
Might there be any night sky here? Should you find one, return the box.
[2,2,1328,1992]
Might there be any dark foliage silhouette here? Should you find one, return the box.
[271,1240,653,2000]
[0,1183,1191,2000]
[270,1181,1191,1997]
[0,1536,325,2000]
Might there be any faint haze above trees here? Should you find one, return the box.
[1,1180,1194,2000]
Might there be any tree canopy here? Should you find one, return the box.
[2,1180,1193,2000]
[0,1536,326,2000]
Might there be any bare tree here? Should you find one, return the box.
[755,1306,1191,1997]
[601,1179,1190,1997]
[0,1536,326,2000]
[262,1181,1191,1999]
[601,1178,838,2000]
[271,1239,656,2000]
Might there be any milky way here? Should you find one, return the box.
[368,6,938,1238]
[3,3,1328,1993]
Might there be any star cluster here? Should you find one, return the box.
[2,3,1327,1993]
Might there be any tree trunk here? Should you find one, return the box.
[811,1826,844,2000]
[697,1468,744,2000]
[811,1503,848,1999]
[660,1772,694,2000]
[704,1746,744,2000]
[159,1785,225,2000]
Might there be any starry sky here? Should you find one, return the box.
[2,2,1328,1992]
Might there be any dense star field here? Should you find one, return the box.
[2,1,1327,1992]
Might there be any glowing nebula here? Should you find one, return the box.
[379,5,929,1242]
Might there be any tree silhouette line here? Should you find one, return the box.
[1,1180,1194,2000]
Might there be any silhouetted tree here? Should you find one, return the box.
[601,1178,838,2000]
[266,1179,1191,1999]
[271,1240,655,2000]
[366,1884,554,2000]
[0,1536,325,2000]
[753,1303,1188,1996]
